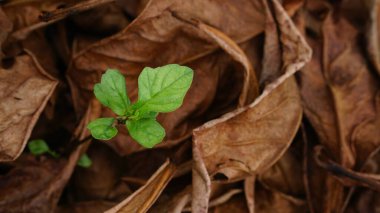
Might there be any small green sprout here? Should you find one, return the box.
[28,139,59,158]
[77,153,92,168]
[28,139,92,168]
[87,64,194,148]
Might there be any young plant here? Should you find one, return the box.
[28,139,59,158]
[87,64,194,148]
[28,139,92,168]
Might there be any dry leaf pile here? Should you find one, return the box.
[0,0,379,212]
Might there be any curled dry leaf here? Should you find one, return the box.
[105,160,176,213]
[344,146,380,213]
[191,1,311,211]
[300,9,380,212]
[192,142,211,213]
[0,53,57,161]
[193,77,302,182]
[192,21,259,106]
[244,176,255,213]
[313,146,380,191]
[192,0,310,188]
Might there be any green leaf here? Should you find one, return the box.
[28,139,50,155]
[126,118,165,148]
[77,153,92,168]
[87,118,118,140]
[137,64,193,114]
[94,69,130,115]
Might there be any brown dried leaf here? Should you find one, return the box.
[303,2,380,168]
[300,10,380,212]
[191,1,310,211]
[0,53,57,161]
[192,0,310,182]
[244,176,255,213]
[105,160,176,213]
[344,146,380,213]
[193,76,302,182]
[193,21,259,106]
[192,143,211,213]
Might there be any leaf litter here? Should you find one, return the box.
[0,0,380,212]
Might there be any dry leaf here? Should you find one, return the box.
[192,0,310,183]
[0,52,57,161]
[193,21,259,106]
[300,7,380,211]
[105,160,176,213]
[193,76,302,182]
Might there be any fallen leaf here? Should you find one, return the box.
[193,76,302,182]
[190,21,259,106]
[0,52,57,161]
[105,160,176,213]
[300,8,380,212]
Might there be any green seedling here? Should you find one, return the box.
[28,139,92,168]
[77,153,92,168]
[87,64,194,148]
[28,139,59,158]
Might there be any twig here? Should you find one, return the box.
[39,0,115,22]
[11,0,115,40]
